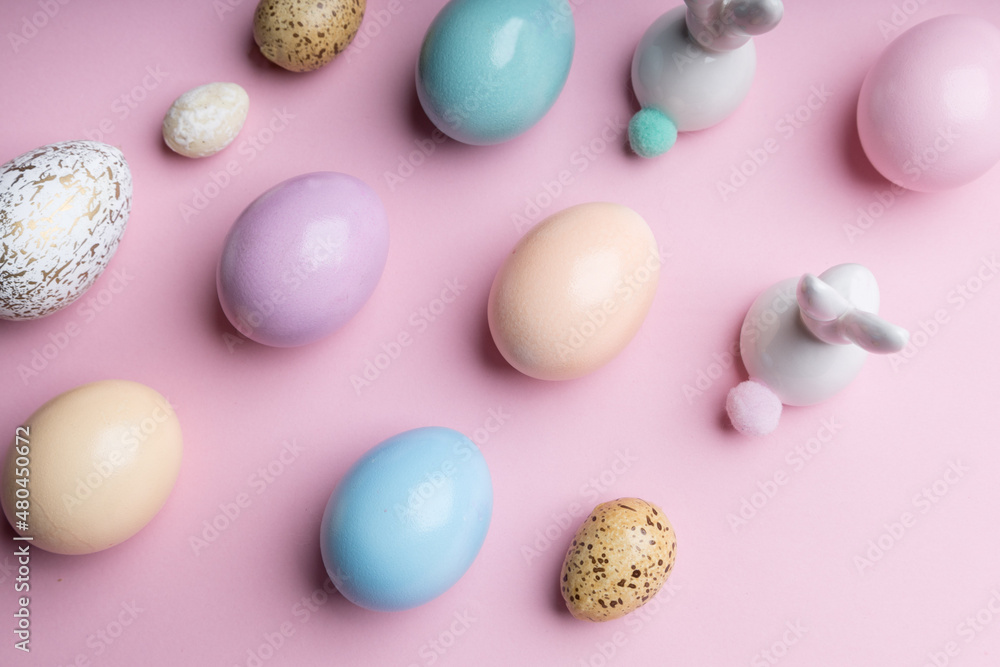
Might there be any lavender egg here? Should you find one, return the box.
[217,172,388,347]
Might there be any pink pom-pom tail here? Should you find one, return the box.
[726,380,782,436]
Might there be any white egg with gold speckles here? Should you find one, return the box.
[0,141,132,320]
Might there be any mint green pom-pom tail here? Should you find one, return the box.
[628,108,677,158]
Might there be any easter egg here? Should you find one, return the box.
[253,0,365,72]
[488,202,660,380]
[0,141,132,320]
[561,498,676,622]
[1,380,183,555]
[858,15,1000,191]
[162,82,250,158]
[320,427,493,611]
[217,172,388,347]
[416,0,575,145]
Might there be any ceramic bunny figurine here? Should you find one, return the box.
[727,264,909,436]
[629,0,784,157]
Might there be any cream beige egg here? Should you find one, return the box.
[0,141,132,320]
[1,380,183,555]
[488,202,661,380]
[253,0,366,72]
[162,82,249,158]
[561,498,676,622]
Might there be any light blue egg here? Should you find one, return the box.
[416,0,575,145]
[320,427,493,611]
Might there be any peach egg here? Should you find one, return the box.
[488,203,660,381]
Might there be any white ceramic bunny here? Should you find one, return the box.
[727,264,909,436]
[629,0,784,157]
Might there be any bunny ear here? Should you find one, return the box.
[684,0,721,18]
[841,310,910,354]
[720,0,784,37]
[684,0,723,46]
[797,274,850,322]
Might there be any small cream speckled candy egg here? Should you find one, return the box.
[253,0,366,72]
[162,82,249,158]
[0,140,132,320]
[561,498,676,622]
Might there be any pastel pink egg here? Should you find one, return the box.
[857,15,1000,192]
[217,172,388,347]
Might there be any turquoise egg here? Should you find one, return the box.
[320,427,493,611]
[416,0,575,145]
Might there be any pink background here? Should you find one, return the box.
[3,0,1000,665]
